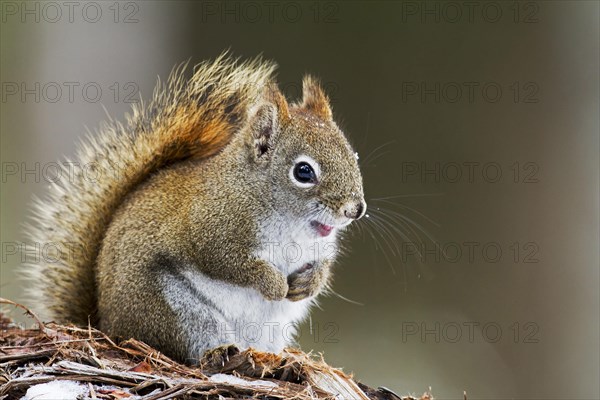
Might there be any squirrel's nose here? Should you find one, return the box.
[343,200,367,220]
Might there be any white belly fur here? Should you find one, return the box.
[162,217,338,354]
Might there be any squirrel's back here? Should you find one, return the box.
[24,54,277,324]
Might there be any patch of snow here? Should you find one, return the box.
[21,381,87,400]
[210,373,277,388]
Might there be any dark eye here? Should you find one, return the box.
[293,162,317,184]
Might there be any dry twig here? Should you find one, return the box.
[0,300,432,400]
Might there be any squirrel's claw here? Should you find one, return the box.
[286,262,319,301]
[201,344,240,370]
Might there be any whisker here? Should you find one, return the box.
[372,198,441,228]
[361,140,396,167]
[327,288,365,306]
[374,204,448,262]
[363,150,391,166]
[362,197,445,284]
[360,215,399,275]
[365,214,410,288]
[355,215,381,248]
[367,210,417,286]
[367,212,404,257]
[370,207,424,245]
[368,208,423,258]
[370,193,445,200]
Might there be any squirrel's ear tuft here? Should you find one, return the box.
[249,85,289,158]
[301,75,332,121]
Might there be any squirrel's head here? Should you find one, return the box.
[243,76,366,239]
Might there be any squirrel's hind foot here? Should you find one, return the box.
[201,343,241,370]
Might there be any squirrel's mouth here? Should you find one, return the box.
[311,221,334,237]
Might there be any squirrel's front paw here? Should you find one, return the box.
[249,260,289,301]
[286,262,327,302]
[257,271,288,301]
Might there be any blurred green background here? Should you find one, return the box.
[1,1,598,398]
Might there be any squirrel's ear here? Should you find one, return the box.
[250,86,290,158]
[301,75,332,121]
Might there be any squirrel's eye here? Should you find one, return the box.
[293,162,316,184]
[289,155,320,188]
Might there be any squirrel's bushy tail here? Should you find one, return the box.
[24,54,277,325]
